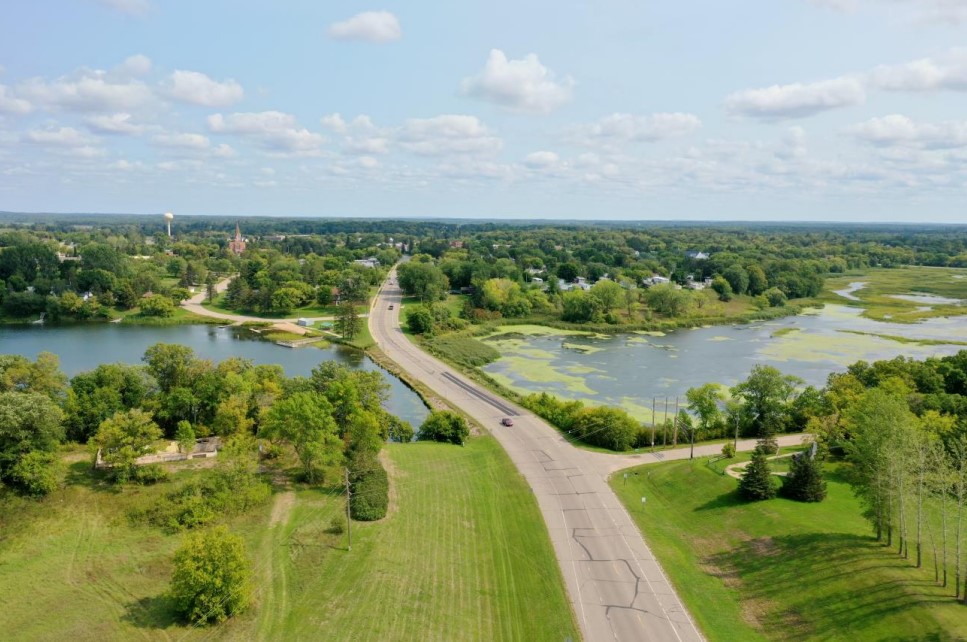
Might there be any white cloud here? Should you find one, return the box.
[850,114,967,149]
[775,126,808,159]
[870,49,967,91]
[328,11,402,43]
[166,70,244,107]
[116,54,152,76]
[397,115,502,156]
[208,111,325,155]
[321,113,348,133]
[24,126,95,147]
[577,112,702,143]
[324,113,390,154]
[84,112,144,135]
[461,49,574,114]
[212,144,237,158]
[725,77,865,119]
[153,132,211,150]
[17,70,153,113]
[97,0,150,16]
[0,85,31,114]
[524,151,560,168]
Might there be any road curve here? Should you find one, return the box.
[370,269,706,642]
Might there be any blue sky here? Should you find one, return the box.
[1,0,966,222]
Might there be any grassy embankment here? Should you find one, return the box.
[812,266,967,323]
[0,438,577,641]
[612,454,967,641]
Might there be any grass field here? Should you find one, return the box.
[0,437,576,641]
[612,455,967,641]
[816,266,967,323]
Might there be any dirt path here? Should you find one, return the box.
[268,490,296,527]
[725,452,796,479]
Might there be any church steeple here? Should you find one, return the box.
[229,221,246,255]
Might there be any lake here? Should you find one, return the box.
[480,304,967,422]
[0,323,429,427]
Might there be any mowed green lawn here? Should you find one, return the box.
[0,437,577,641]
[612,457,967,641]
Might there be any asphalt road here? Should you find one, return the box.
[370,269,716,642]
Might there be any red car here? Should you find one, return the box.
[501,417,514,427]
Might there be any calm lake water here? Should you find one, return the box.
[481,304,967,421]
[0,324,428,427]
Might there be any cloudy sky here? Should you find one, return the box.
[1,1,966,222]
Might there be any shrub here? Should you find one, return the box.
[9,451,61,497]
[570,406,639,451]
[168,526,252,624]
[721,442,736,459]
[386,415,415,443]
[136,467,270,532]
[764,287,788,307]
[520,392,584,432]
[326,515,346,535]
[139,294,176,317]
[349,457,389,521]
[418,411,470,445]
[132,463,170,485]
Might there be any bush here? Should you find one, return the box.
[139,294,176,317]
[9,451,61,497]
[168,526,252,624]
[520,392,584,432]
[780,452,827,502]
[325,515,346,535]
[764,287,788,307]
[418,411,470,445]
[349,457,389,521]
[136,467,270,532]
[721,442,736,459]
[570,406,639,451]
[386,415,415,443]
[132,463,170,485]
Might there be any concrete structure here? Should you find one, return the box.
[353,257,380,269]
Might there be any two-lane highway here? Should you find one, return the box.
[370,269,705,642]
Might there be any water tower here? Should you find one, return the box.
[163,212,174,237]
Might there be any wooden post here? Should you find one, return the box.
[663,397,669,446]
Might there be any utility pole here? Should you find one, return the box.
[345,467,352,552]
[663,397,669,446]
[734,413,739,451]
[689,418,695,460]
[651,397,656,452]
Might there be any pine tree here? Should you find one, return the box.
[739,449,777,501]
[781,452,827,502]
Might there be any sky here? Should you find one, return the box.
[1,1,967,222]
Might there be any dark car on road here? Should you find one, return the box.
[501,417,514,426]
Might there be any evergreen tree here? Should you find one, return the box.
[781,452,827,502]
[739,449,776,501]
